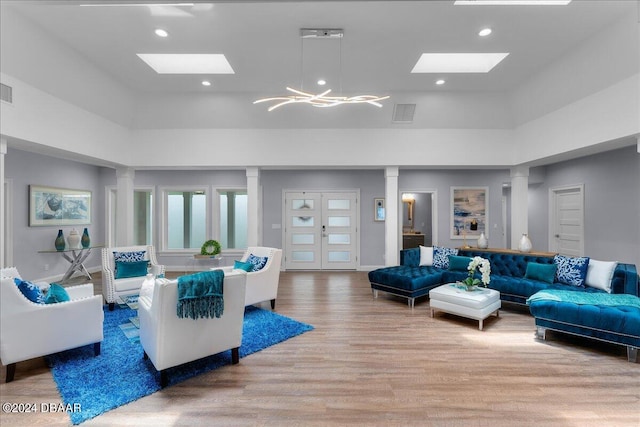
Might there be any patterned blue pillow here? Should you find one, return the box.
[113,250,146,263]
[554,254,590,287]
[246,254,268,272]
[113,251,146,274]
[14,278,45,304]
[433,246,459,269]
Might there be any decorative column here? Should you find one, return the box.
[385,167,399,266]
[246,167,260,247]
[0,138,6,268]
[115,167,135,246]
[510,165,529,250]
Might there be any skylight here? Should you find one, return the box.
[411,53,509,73]
[454,0,571,5]
[137,54,235,74]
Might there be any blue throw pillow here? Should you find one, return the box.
[525,262,557,284]
[113,250,146,275]
[14,278,45,304]
[554,254,590,287]
[433,246,458,269]
[246,254,268,272]
[45,283,70,304]
[233,260,254,272]
[448,255,472,272]
[115,260,149,279]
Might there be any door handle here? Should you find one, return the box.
[554,234,560,238]
[322,225,327,237]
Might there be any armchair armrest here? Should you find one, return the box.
[66,283,95,300]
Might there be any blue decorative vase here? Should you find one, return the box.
[55,229,65,251]
[81,227,91,248]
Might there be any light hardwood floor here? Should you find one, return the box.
[1,271,638,426]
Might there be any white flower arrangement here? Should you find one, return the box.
[462,256,491,288]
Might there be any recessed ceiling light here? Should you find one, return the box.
[411,53,509,73]
[137,54,235,74]
[201,80,211,87]
[455,0,571,5]
[435,79,446,85]
[154,28,169,38]
[478,28,492,37]
[317,79,327,86]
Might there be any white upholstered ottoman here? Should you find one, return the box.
[429,284,501,330]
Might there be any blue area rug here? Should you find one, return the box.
[46,305,313,425]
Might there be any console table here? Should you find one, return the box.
[38,246,103,283]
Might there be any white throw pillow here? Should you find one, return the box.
[585,259,618,293]
[419,246,433,266]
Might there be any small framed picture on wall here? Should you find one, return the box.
[374,198,385,221]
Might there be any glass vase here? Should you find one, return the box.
[54,229,65,251]
[81,227,91,248]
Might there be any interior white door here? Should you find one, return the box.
[285,191,358,270]
[321,192,358,269]
[550,185,584,256]
[285,192,322,269]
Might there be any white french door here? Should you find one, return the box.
[549,185,584,256]
[284,191,358,270]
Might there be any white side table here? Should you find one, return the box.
[429,283,501,331]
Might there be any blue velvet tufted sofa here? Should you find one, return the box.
[368,247,640,361]
[368,248,639,307]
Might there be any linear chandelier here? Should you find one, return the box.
[254,87,390,111]
[254,29,390,111]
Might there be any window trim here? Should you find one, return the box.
[160,185,210,254]
[214,186,248,252]
[106,185,156,248]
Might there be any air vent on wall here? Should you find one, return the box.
[0,83,13,104]
[392,103,415,123]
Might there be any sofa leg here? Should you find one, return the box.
[535,326,547,340]
[627,347,638,363]
[94,342,101,356]
[372,289,378,299]
[5,363,16,383]
[231,347,239,365]
[408,297,415,309]
[270,299,276,310]
[108,302,115,311]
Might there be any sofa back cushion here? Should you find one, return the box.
[458,250,555,278]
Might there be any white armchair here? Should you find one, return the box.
[0,267,103,382]
[138,270,247,387]
[214,247,282,309]
[101,245,165,310]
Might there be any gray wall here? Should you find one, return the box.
[6,146,639,279]
[528,145,640,266]
[5,148,105,280]
[399,169,511,251]
[260,169,385,266]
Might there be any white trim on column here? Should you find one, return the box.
[510,165,529,250]
[115,167,135,246]
[0,139,6,268]
[246,167,260,247]
[385,167,399,266]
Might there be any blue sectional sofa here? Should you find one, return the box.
[368,247,640,361]
[368,248,639,307]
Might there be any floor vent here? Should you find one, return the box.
[392,103,415,123]
[1,83,12,104]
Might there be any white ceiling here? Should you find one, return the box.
[3,0,634,97]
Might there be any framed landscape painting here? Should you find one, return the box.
[29,185,92,226]
[450,186,488,239]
